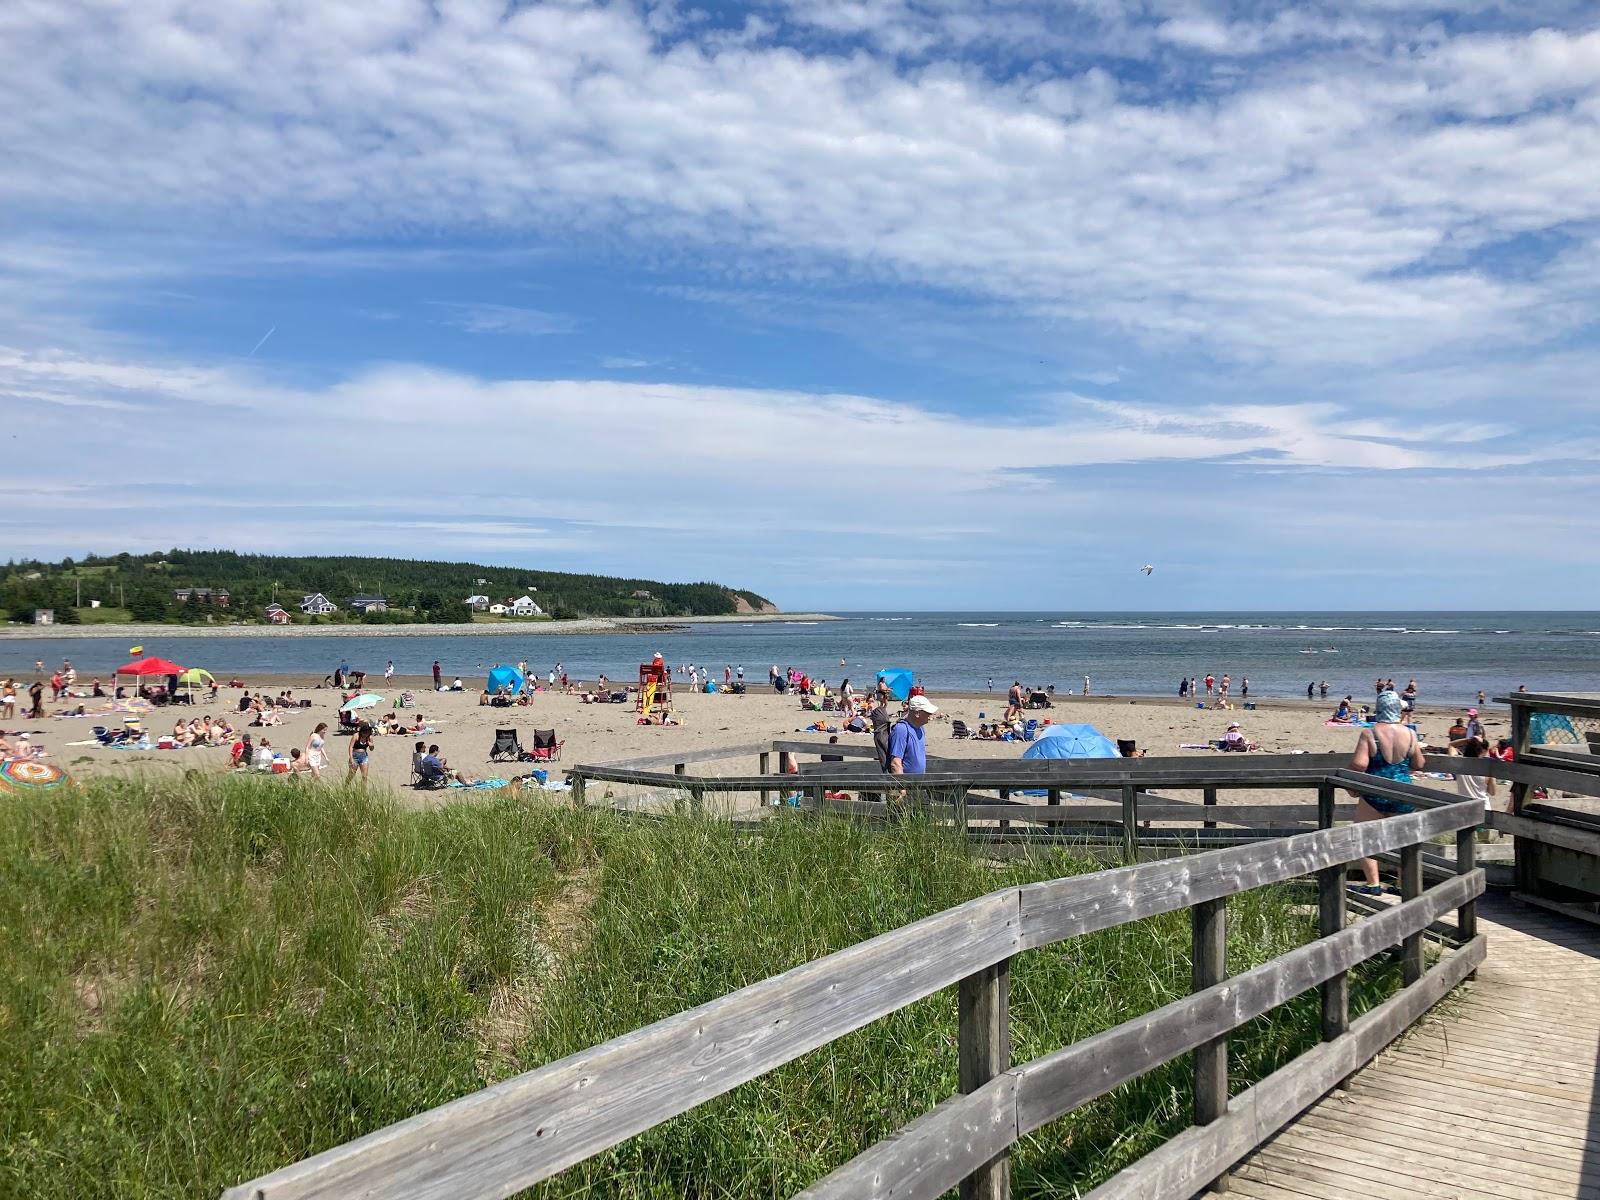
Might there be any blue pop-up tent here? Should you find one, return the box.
[486,665,525,696]
[876,668,914,701]
[1021,723,1120,760]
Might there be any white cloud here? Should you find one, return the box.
[431,302,578,337]
[1,3,1597,367]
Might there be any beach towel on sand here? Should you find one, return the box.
[447,778,509,790]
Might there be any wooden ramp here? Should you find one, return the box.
[1231,894,1600,1200]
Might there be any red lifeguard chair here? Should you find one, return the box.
[638,653,671,716]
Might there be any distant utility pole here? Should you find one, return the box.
[76,578,82,607]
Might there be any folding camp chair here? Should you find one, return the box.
[950,720,972,739]
[489,728,522,762]
[529,728,564,762]
[1022,719,1039,741]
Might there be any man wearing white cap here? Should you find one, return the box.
[888,695,938,775]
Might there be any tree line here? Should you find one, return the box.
[1,550,774,624]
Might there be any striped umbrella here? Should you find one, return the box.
[0,759,72,793]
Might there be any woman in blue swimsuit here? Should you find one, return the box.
[1347,690,1425,895]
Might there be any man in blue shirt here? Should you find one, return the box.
[887,695,937,775]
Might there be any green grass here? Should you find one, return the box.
[67,606,133,624]
[0,778,1402,1199]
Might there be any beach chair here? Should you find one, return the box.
[950,720,971,739]
[529,729,564,762]
[414,759,448,789]
[1022,719,1039,741]
[489,728,522,762]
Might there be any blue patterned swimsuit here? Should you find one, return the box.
[1363,727,1417,815]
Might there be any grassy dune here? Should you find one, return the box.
[0,778,1400,1199]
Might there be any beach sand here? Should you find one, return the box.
[22,675,1502,811]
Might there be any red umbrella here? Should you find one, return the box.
[116,656,186,676]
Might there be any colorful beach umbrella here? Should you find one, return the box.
[178,667,215,685]
[0,759,72,793]
[340,693,385,712]
[116,656,185,676]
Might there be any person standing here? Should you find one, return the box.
[1179,677,1188,698]
[886,696,938,775]
[987,676,994,692]
[1220,673,1230,696]
[737,664,744,682]
[1320,681,1329,699]
[1240,677,1249,700]
[1307,681,1315,700]
[304,723,329,779]
[432,660,442,691]
[28,679,45,719]
[385,660,394,682]
[1347,691,1426,894]
[1082,675,1090,696]
[1006,680,1023,722]
[348,721,375,780]
[1204,674,1214,695]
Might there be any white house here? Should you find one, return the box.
[488,603,509,616]
[464,594,491,611]
[511,595,543,616]
[300,593,337,615]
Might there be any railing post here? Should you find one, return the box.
[1509,702,1535,893]
[1400,842,1424,986]
[1455,825,1478,981]
[1047,787,1060,807]
[1121,784,1138,861]
[758,751,771,808]
[1191,896,1229,1192]
[570,771,586,807]
[998,786,1011,833]
[1203,785,1217,831]
[958,957,1012,1200]
[1318,782,1349,1042]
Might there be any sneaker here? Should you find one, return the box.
[1348,884,1384,897]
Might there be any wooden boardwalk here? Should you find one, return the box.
[1231,894,1600,1200]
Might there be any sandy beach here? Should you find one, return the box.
[18,673,1501,810]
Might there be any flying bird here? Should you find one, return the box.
[1140,564,1154,575]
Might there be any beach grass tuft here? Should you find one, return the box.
[0,777,1399,1198]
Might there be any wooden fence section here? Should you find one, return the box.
[221,782,1484,1200]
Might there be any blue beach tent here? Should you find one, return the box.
[486,665,525,696]
[876,668,914,701]
[1021,724,1120,760]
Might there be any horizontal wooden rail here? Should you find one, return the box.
[220,892,1022,1200]
[960,803,1358,827]
[221,790,1485,1200]
[798,872,1483,1200]
[1016,801,1477,950]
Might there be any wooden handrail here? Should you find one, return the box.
[221,794,1484,1200]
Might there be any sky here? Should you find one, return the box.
[3,0,1599,611]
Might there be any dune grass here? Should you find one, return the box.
[0,776,1401,1199]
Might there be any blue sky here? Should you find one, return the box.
[3,1,1599,610]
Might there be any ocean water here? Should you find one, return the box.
[5,612,1598,704]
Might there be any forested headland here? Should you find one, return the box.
[1,550,776,626]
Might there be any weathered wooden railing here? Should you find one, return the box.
[221,776,1484,1200]
[1496,691,1600,916]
